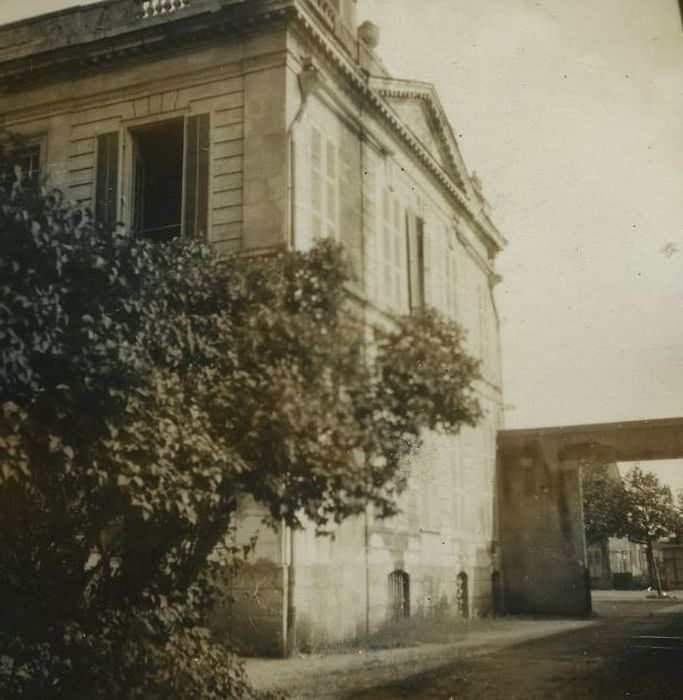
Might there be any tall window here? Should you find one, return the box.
[95,113,209,239]
[425,223,457,319]
[381,187,407,310]
[3,143,41,190]
[310,126,338,240]
[446,229,458,320]
[407,212,425,311]
[131,119,184,243]
[15,145,41,182]
[388,570,410,620]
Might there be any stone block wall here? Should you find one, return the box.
[498,440,590,616]
[0,28,290,255]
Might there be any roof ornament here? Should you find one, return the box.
[358,20,380,49]
[298,56,325,101]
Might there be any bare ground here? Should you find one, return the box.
[246,617,598,699]
[245,591,683,700]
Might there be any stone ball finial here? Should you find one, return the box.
[358,20,380,49]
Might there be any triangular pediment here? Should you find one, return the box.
[368,77,472,196]
[389,97,451,168]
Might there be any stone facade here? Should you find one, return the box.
[0,0,505,655]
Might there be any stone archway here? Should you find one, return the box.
[497,417,683,616]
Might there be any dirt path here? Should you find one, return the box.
[350,598,683,699]
[246,618,598,699]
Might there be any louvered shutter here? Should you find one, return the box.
[406,210,425,311]
[311,127,323,238]
[447,231,457,320]
[184,113,210,239]
[406,209,417,310]
[95,132,119,232]
[325,139,337,238]
[416,218,426,309]
[393,199,404,310]
[423,222,432,305]
[381,188,392,305]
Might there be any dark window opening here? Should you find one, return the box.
[132,119,184,243]
[407,212,426,311]
[3,144,41,190]
[415,218,426,308]
[388,570,410,620]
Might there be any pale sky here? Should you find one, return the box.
[357,0,683,432]
[619,460,683,497]
[2,1,683,434]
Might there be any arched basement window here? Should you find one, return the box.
[456,571,469,618]
[388,570,410,620]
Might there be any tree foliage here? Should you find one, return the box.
[621,466,683,545]
[582,462,683,546]
[581,461,629,545]
[0,144,482,697]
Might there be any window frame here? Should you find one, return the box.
[388,569,410,620]
[406,211,426,312]
[2,136,46,190]
[310,124,340,242]
[120,113,211,242]
[380,186,407,311]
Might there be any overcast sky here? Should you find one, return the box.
[2,1,682,437]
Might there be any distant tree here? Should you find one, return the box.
[621,467,683,545]
[582,461,683,595]
[621,467,683,595]
[0,143,482,698]
[581,461,628,546]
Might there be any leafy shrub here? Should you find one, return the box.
[0,143,480,697]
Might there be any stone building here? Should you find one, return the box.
[587,537,649,589]
[586,462,649,590]
[0,0,506,655]
[657,542,683,590]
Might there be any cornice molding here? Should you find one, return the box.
[288,3,506,253]
[0,1,294,91]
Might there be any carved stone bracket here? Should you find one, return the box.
[139,0,193,19]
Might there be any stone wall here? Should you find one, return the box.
[210,499,288,657]
[498,440,589,616]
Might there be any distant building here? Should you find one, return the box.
[0,0,506,655]
[585,462,649,590]
[587,537,649,589]
[656,542,683,590]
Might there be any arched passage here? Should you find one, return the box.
[497,417,683,616]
